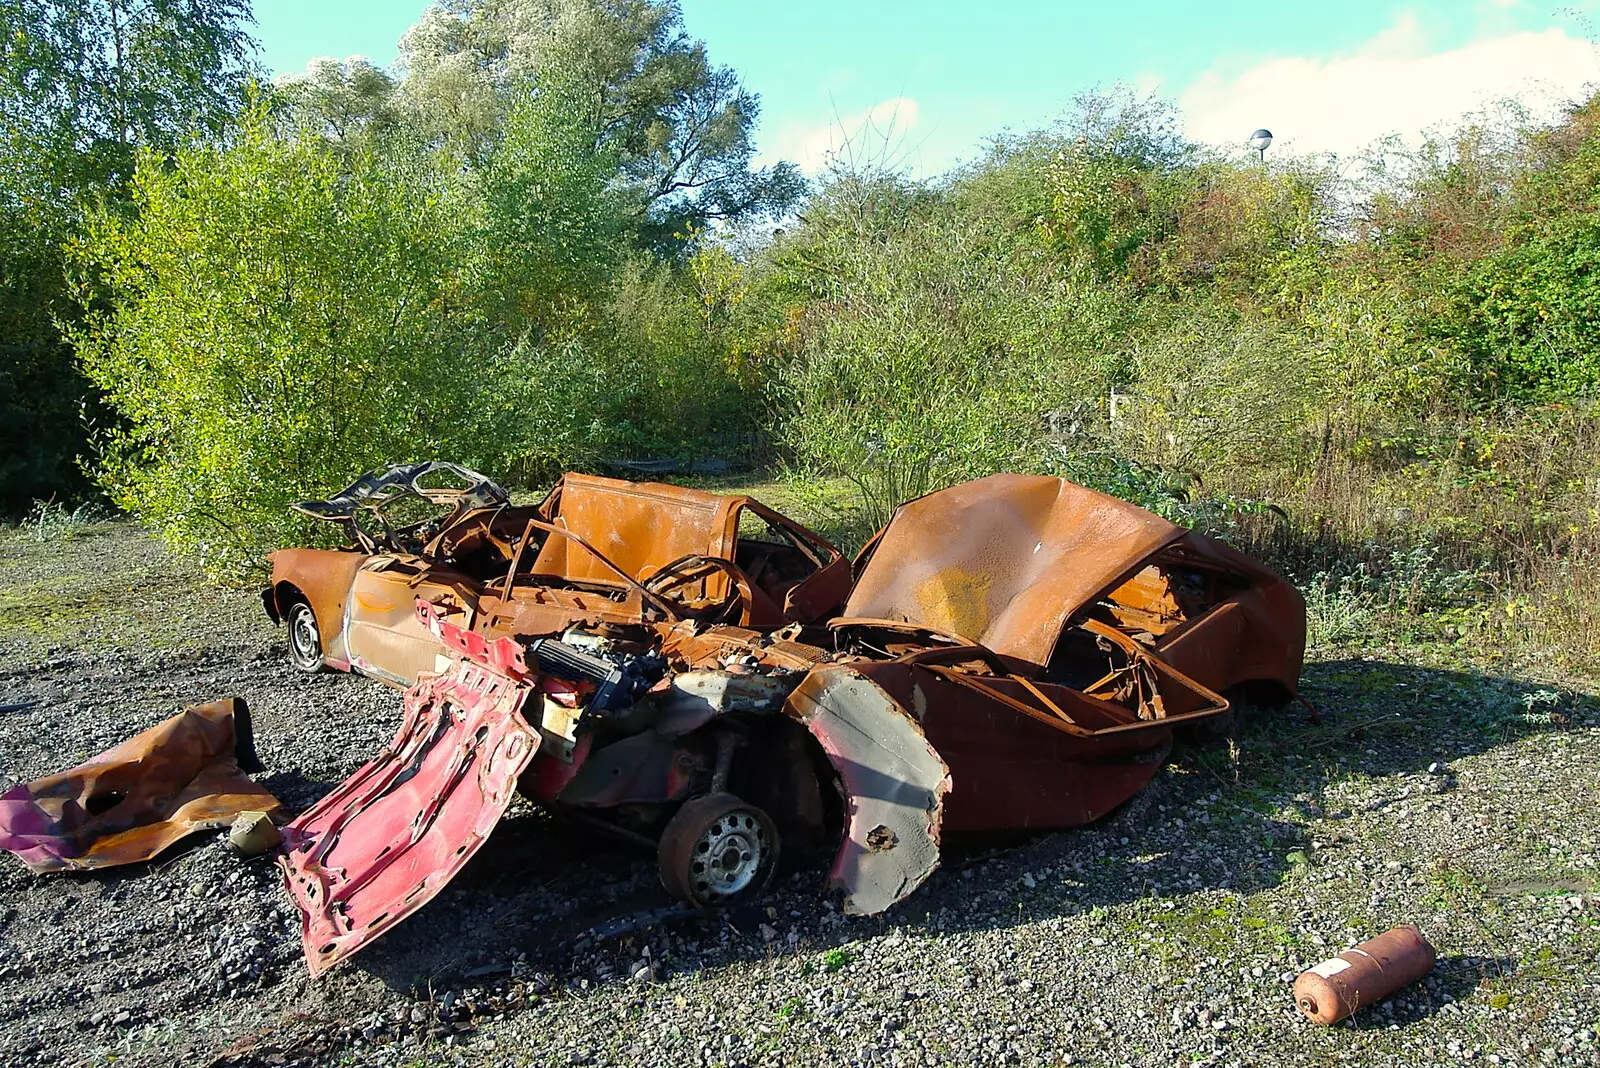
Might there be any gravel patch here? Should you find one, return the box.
[0,521,1596,1067]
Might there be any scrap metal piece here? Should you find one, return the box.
[844,474,1306,703]
[278,647,540,977]
[845,474,1185,672]
[290,461,510,557]
[1294,925,1438,1025]
[785,665,951,915]
[0,698,278,873]
[290,461,508,524]
[528,473,743,589]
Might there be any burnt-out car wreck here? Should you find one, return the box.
[259,463,1306,976]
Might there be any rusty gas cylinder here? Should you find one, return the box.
[1292,925,1437,1025]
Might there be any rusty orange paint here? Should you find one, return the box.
[847,474,1305,698]
[1294,926,1438,1025]
[846,475,1187,672]
[267,470,851,690]
[530,473,743,591]
[266,546,368,658]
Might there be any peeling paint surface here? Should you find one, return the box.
[786,666,951,916]
[278,657,539,977]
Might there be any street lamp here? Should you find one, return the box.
[1248,128,1273,163]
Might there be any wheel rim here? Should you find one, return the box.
[689,810,769,901]
[289,605,320,665]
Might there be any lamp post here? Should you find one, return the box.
[1248,128,1273,164]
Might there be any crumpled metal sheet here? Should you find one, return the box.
[0,698,279,873]
[785,665,951,915]
[279,647,539,977]
[845,474,1185,671]
[289,461,508,523]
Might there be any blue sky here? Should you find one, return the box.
[254,0,1600,174]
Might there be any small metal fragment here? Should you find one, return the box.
[228,810,283,855]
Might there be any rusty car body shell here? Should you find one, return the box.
[0,698,279,872]
[263,470,852,687]
[845,473,1304,698]
[269,467,1305,974]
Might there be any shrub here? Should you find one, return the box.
[67,106,509,573]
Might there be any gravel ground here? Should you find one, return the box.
[1,520,1597,1068]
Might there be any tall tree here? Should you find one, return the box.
[395,0,802,243]
[0,0,256,511]
[0,0,256,187]
[271,56,401,151]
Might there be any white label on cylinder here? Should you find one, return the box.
[1311,957,1354,979]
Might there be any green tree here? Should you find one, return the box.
[0,0,257,512]
[395,0,802,242]
[0,0,256,188]
[65,105,505,572]
[271,56,401,150]
[474,68,625,331]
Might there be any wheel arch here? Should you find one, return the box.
[264,547,366,660]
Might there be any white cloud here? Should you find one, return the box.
[1180,22,1600,159]
[760,96,921,174]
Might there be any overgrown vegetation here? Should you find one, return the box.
[3,1,1597,670]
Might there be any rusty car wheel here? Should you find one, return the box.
[286,600,326,673]
[658,793,779,909]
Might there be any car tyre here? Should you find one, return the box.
[286,599,327,673]
[658,793,779,909]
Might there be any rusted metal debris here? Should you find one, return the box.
[287,461,510,556]
[0,698,280,872]
[264,466,852,686]
[261,465,1305,975]
[281,622,541,977]
[1294,925,1438,1025]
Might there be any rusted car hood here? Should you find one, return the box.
[279,634,540,977]
[0,698,279,872]
[845,474,1186,670]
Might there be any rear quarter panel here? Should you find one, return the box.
[266,548,369,665]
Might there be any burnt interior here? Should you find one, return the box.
[732,508,826,608]
[369,497,836,622]
[1089,546,1252,644]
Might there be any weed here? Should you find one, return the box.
[1519,688,1563,727]
[1302,570,1378,651]
[821,947,853,972]
[20,497,108,541]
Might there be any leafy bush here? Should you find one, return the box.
[67,105,514,573]
[772,206,1050,529]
